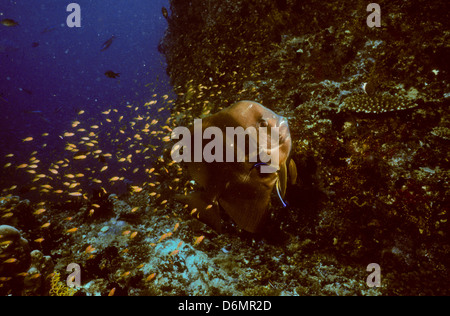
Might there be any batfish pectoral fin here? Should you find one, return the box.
[278,162,288,199]
[174,192,223,233]
[288,159,297,185]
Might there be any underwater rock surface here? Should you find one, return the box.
[160,0,450,295]
[0,0,449,296]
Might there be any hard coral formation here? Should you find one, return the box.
[0,225,54,295]
[339,94,417,113]
[0,225,30,277]
[49,271,77,296]
[23,250,54,296]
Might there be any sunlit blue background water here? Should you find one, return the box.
[0,0,173,197]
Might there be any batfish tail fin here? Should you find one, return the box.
[276,158,297,207]
[174,192,223,233]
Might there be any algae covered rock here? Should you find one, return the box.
[162,0,450,295]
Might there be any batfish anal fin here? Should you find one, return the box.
[219,184,273,233]
[174,192,223,233]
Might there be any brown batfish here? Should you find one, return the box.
[174,100,297,233]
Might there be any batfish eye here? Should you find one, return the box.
[259,118,269,127]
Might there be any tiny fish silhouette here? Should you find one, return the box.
[100,35,116,52]
[41,26,57,34]
[1,19,19,27]
[104,70,120,79]
[162,7,169,19]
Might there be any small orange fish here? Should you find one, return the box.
[41,222,51,229]
[0,277,12,282]
[169,249,179,257]
[130,232,138,239]
[66,227,78,233]
[146,273,156,282]
[3,258,17,264]
[173,223,180,232]
[34,208,46,215]
[28,273,41,280]
[193,235,205,246]
[85,245,95,254]
[122,230,131,236]
[108,288,116,296]
[158,232,172,243]
[131,207,139,213]
[130,186,142,193]
[34,238,45,243]
[177,241,183,249]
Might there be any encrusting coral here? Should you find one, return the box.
[339,94,418,113]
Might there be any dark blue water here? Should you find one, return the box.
[0,0,173,198]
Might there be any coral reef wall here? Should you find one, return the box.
[162,0,450,294]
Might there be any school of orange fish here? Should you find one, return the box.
[0,79,260,293]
